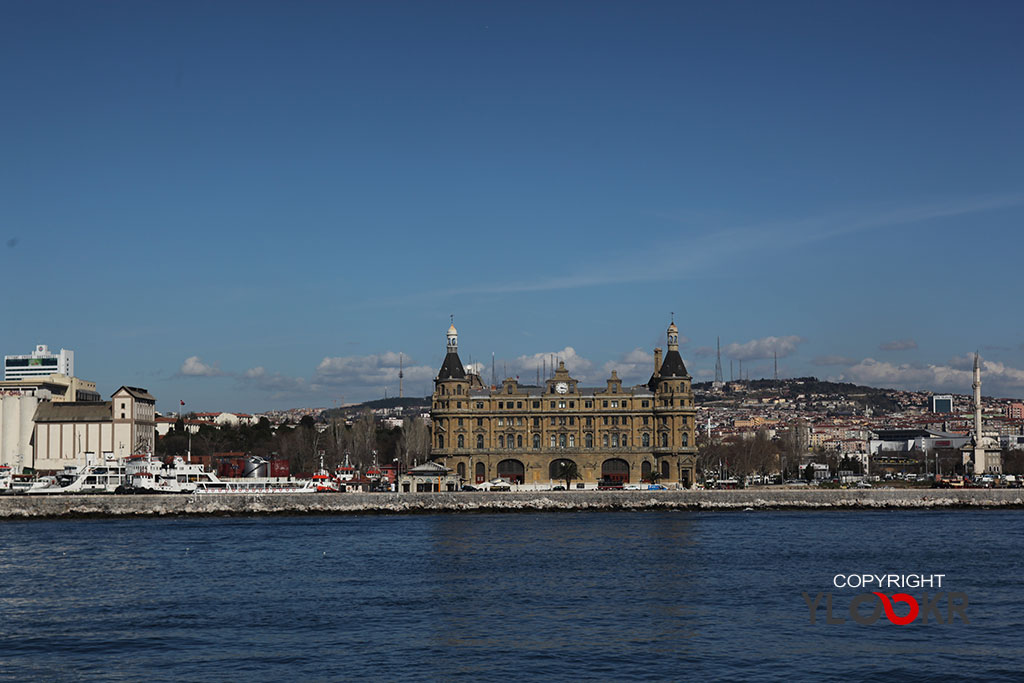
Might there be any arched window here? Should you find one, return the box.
[641,461,652,481]
[611,434,619,448]
[660,433,668,448]
[457,434,464,448]
[475,461,485,483]
[642,433,650,447]
[438,435,444,449]
[602,434,609,447]
[585,433,593,448]
[621,435,628,448]
[517,434,523,448]
[457,462,466,478]
[559,434,566,448]
[682,433,689,447]
[569,435,575,447]
[533,434,540,449]
[507,385,513,394]
[498,435,504,448]
[476,434,484,449]
[661,460,670,478]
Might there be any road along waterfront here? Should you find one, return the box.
[1,488,1023,518]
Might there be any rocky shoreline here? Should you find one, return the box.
[1,488,1022,519]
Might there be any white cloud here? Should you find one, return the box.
[513,346,595,380]
[879,339,918,351]
[725,336,804,361]
[840,354,1024,394]
[240,367,306,393]
[314,352,435,389]
[179,356,223,377]
[811,355,857,366]
[601,347,655,384]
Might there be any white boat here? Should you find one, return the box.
[194,477,317,494]
[125,454,222,494]
[26,458,128,494]
[0,465,12,492]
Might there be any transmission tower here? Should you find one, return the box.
[714,336,724,384]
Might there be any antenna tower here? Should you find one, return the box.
[714,336,723,384]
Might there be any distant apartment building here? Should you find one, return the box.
[1006,402,1024,420]
[930,394,954,413]
[4,345,74,381]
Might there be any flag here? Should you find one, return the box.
[180,400,185,406]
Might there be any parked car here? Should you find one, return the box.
[551,485,565,491]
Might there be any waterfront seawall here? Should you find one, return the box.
[1,489,1022,518]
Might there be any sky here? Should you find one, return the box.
[2,1,1023,412]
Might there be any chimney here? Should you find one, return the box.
[653,347,663,376]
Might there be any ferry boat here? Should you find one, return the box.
[124,454,223,494]
[0,465,12,492]
[25,458,128,494]
[194,478,317,494]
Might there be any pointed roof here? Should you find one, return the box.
[437,352,466,380]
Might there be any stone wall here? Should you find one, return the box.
[1,488,1023,519]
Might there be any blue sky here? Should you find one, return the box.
[3,1,1023,411]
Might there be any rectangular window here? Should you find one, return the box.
[498,418,504,426]
[533,401,540,408]
[569,417,575,425]
[603,400,608,408]
[621,400,627,408]
[533,417,540,427]
[558,401,566,409]
[643,416,649,425]
[549,417,556,426]
[603,417,609,425]
[569,401,575,408]
[458,418,464,427]
[550,401,556,409]
[611,401,618,408]
[476,402,484,409]
[498,401,504,409]
[585,401,593,408]
[641,400,649,408]
[477,418,483,426]
[517,401,523,409]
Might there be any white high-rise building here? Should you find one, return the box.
[4,345,74,381]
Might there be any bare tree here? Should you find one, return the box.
[351,411,377,466]
[397,415,431,467]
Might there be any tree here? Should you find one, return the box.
[351,411,377,466]
[553,460,581,489]
[647,467,664,486]
[803,463,815,482]
[397,416,431,467]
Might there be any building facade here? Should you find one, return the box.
[31,386,156,472]
[4,345,74,381]
[429,322,698,488]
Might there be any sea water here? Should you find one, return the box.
[1,510,1022,681]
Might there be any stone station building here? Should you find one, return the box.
[429,322,697,488]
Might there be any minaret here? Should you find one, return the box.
[973,352,982,442]
[399,353,404,398]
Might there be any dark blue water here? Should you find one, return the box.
[1,510,1022,681]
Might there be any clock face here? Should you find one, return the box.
[555,382,569,394]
